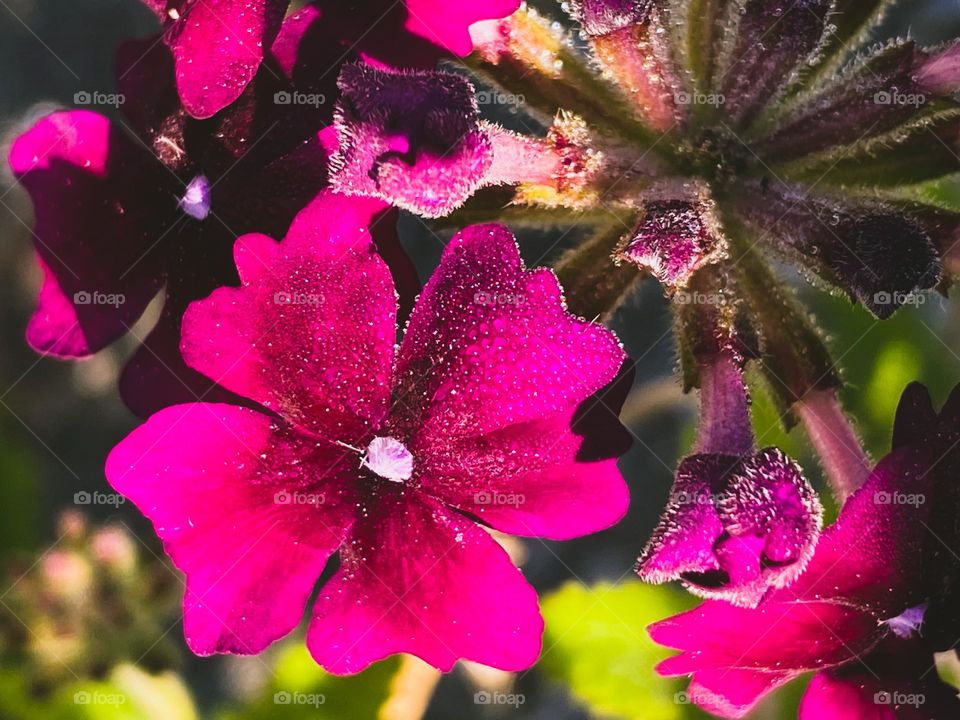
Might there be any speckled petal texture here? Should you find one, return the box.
[180,191,397,442]
[306,488,542,674]
[395,223,627,441]
[105,403,358,655]
[165,0,289,118]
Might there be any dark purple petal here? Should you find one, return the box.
[736,186,941,318]
[8,111,171,357]
[720,0,831,127]
[639,448,822,607]
[330,63,492,217]
[800,640,960,720]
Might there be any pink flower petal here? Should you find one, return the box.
[8,111,168,357]
[165,0,289,118]
[180,192,397,442]
[106,403,358,654]
[306,487,542,674]
[404,0,521,57]
[395,223,626,442]
[416,408,629,539]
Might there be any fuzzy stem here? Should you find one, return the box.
[795,389,872,502]
[695,353,754,456]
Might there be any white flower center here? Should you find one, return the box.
[179,174,211,220]
[362,436,414,482]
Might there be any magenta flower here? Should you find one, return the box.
[143,0,521,118]
[649,383,960,718]
[104,191,630,673]
[8,10,416,418]
[637,352,823,608]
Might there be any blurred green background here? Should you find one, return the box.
[1,1,960,718]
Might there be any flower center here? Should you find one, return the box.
[179,174,211,220]
[362,436,414,482]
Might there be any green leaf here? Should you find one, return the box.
[220,642,400,720]
[539,580,705,720]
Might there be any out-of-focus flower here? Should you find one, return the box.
[0,514,181,687]
[649,383,960,719]
[106,191,632,674]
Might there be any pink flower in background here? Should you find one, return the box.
[649,383,960,719]
[7,10,417,418]
[144,0,521,118]
[105,191,631,673]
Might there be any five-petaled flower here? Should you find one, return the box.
[105,191,631,674]
[650,383,960,719]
